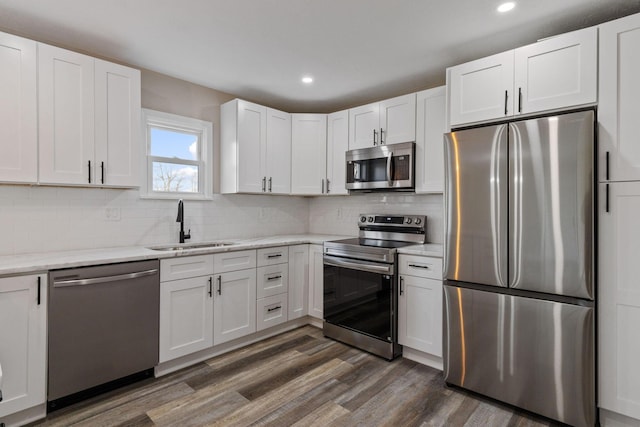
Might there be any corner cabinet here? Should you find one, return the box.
[348,93,416,150]
[0,32,37,184]
[448,26,597,127]
[415,86,446,193]
[0,274,47,420]
[291,114,327,195]
[221,99,291,194]
[38,43,140,187]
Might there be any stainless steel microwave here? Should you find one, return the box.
[345,142,415,191]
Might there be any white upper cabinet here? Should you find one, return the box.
[0,32,37,183]
[415,86,446,193]
[599,13,640,182]
[265,108,292,193]
[448,51,514,127]
[325,109,349,195]
[94,59,141,187]
[448,27,597,127]
[38,43,140,187]
[291,114,327,195]
[38,43,95,185]
[348,93,416,149]
[221,99,291,194]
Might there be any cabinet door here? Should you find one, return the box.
[326,110,349,195]
[265,108,291,194]
[515,27,596,116]
[288,244,309,320]
[237,100,266,193]
[0,32,37,183]
[291,114,327,195]
[94,59,141,187]
[599,182,640,419]
[379,93,416,145]
[448,50,514,127]
[38,43,95,185]
[415,86,446,193]
[398,274,442,356]
[213,269,257,345]
[599,14,640,182]
[159,276,214,363]
[0,274,46,418]
[308,244,324,319]
[348,102,379,149]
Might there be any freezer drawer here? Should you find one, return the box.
[443,284,595,427]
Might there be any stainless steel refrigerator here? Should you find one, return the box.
[443,110,595,427]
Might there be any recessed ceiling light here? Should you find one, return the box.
[497,2,515,13]
[301,76,313,84]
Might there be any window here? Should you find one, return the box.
[142,109,212,199]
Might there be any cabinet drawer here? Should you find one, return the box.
[213,250,256,273]
[399,255,442,280]
[161,255,214,282]
[257,264,289,299]
[257,247,289,267]
[256,294,288,332]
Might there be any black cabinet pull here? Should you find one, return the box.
[208,277,213,297]
[518,87,522,113]
[373,129,378,145]
[267,254,282,259]
[267,275,282,281]
[217,275,222,295]
[37,276,41,305]
[101,161,105,184]
[321,178,325,194]
[408,264,430,269]
[504,90,508,115]
[268,177,272,192]
[262,177,266,192]
[606,183,610,213]
[326,179,331,194]
[267,306,282,312]
[606,151,610,181]
[399,276,404,295]
[380,128,384,144]
[88,160,92,183]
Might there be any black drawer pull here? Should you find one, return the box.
[267,306,282,312]
[267,275,282,281]
[408,264,430,269]
[267,254,282,259]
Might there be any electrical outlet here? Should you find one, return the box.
[105,207,121,221]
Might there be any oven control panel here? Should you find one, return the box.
[358,214,426,230]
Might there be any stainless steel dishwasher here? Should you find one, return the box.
[48,260,159,410]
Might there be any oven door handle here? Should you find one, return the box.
[324,255,394,275]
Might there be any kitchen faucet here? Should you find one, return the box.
[176,199,191,243]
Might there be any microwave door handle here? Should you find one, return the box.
[386,151,393,185]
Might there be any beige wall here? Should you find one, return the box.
[140,69,235,193]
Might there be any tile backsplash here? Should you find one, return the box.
[0,185,443,256]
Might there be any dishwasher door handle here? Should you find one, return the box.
[53,269,158,287]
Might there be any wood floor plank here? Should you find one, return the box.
[147,390,249,427]
[290,401,351,427]
[208,358,354,426]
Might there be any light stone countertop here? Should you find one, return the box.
[0,234,350,277]
[397,243,443,258]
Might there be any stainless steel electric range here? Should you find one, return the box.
[323,213,427,360]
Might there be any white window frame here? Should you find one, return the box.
[141,108,213,200]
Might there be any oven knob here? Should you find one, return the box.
[360,216,367,223]
[368,216,374,222]
[405,218,412,224]
[415,218,422,225]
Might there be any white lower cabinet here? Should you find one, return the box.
[288,245,309,320]
[0,274,47,419]
[308,244,324,319]
[398,255,443,360]
[159,276,214,363]
[213,268,257,345]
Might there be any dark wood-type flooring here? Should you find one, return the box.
[31,326,557,426]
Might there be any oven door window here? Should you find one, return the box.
[323,264,394,341]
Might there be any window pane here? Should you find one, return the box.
[152,162,199,193]
[149,127,199,160]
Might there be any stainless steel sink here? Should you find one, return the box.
[148,242,236,251]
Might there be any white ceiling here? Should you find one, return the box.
[0,0,639,112]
